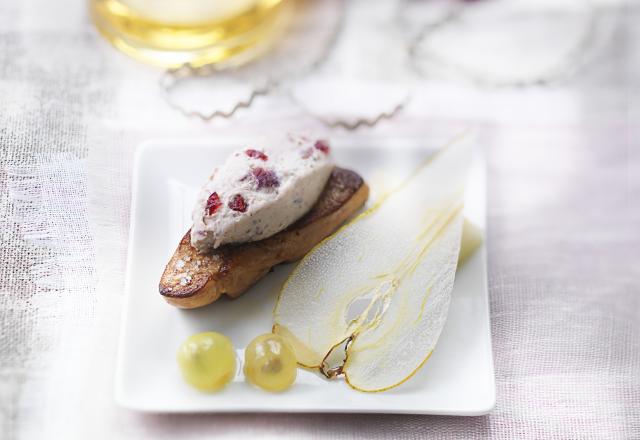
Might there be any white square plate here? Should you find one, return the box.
[115,137,494,415]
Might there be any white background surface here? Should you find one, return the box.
[0,0,638,439]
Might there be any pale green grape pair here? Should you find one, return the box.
[177,332,297,392]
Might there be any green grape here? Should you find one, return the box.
[177,331,236,392]
[244,333,297,392]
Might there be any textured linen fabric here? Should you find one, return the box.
[1,0,638,439]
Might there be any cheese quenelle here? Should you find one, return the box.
[190,135,334,252]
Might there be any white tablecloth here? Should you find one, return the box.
[1,0,638,439]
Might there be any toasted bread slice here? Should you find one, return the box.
[160,167,369,309]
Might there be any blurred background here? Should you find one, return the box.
[0,0,637,439]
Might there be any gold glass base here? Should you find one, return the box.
[90,0,293,68]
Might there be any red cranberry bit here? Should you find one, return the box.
[228,194,248,212]
[314,139,330,154]
[252,167,280,189]
[205,192,222,215]
[245,149,268,161]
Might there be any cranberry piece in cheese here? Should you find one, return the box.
[314,139,330,154]
[228,194,248,212]
[251,167,280,190]
[245,149,268,161]
[205,192,222,216]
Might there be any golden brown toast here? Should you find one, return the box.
[159,167,369,309]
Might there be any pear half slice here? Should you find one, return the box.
[273,139,472,392]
